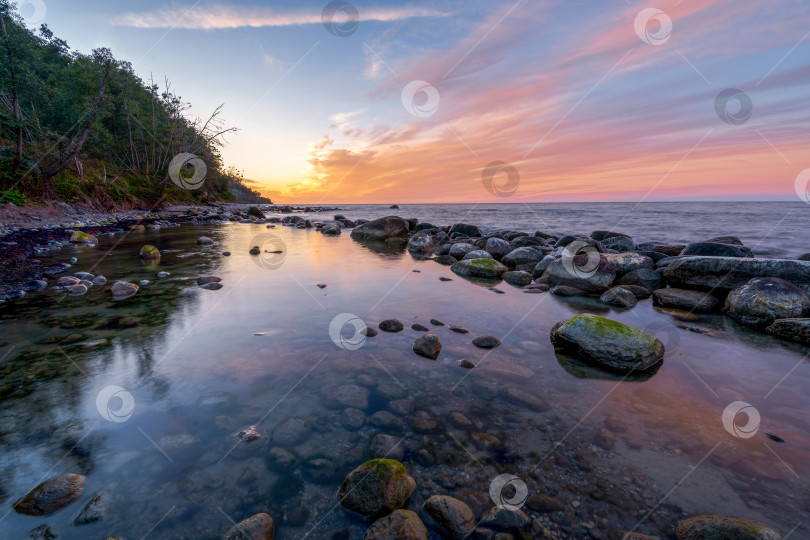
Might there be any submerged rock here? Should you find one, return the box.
[653,288,719,312]
[110,281,138,299]
[451,258,508,279]
[197,236,214,245]
[70,231,97,244]
[338,459,416,520]
[550,314,664,373]
[370,433,405,460]
[222,513,275,540]
[421,495,475,539]
[351,216,410,242]
[321,384,370,410]
[139,245,160,260]
[413,334,442,360]
[272,417,311,446]
[364,509,428,540]
[73,494,104,525]
[724,277,810,328]
[13,473,85,516]
[675,515,782,540]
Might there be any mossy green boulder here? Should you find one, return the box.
[338,459,416,520]
[69,231,98,244]
[550,314,664,373]
[676,515,782,540]
[450,258,508,279]
[139,245,161,260]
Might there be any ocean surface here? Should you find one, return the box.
[294,201,810,259]
[0,202,807,539]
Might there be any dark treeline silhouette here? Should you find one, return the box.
[0,1,270,208]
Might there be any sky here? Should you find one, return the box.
[16,0,810,203]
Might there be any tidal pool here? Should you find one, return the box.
[0,220,807,538]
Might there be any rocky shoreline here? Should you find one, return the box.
[1,207,806,539]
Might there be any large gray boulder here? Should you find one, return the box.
[502,247,544,267]
[541,253,616,293]
[724,277,810,328]
[448,243,477,259]
[653,288,719,312]
[448,223,482,237]
[484,237,512,260]
[550,314,664,373]
[663,257,810,297]
[420,495,475,539]
[350,216,410,241]
[618,268,663,292]
[407,231,438,254]
[680,242,754,258]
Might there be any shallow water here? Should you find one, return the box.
[0,217,808,539]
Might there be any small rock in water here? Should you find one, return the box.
[765,432,785,443]
[196,276,221,285]
[472,335,501,348]
[430,318,445,326]
[379,319,404,332]
[67,284,88,296]
[365,510,427,540]
[92,275,106,285]
[411,323,429,332]
[488,287,505,294]
[413,334,442,360]
[222,251,231,256]
[338,459,416,520]
[69,257,78,264]
[421,495,476,539]
[237,425,263,442]
[361,327,378,338]
[138,280,150,286]
[199,282,223,290]
[249,246,261,255]
[157,272,171,278]
[197,236,214,245]
[316,283,327,289]
[439,277,452,282]
[139,245,160,260]
[457,359,475,369]
[13,474,85,515]
[57,276,80,287]
[110,281,138,299]
[73,494,104,525]
[449,325,469,334]
[222,513,275,540]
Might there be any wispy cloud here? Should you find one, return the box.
[112,4,451,30]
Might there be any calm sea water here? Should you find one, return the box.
[298,201,810,258]
[0,204,807,538]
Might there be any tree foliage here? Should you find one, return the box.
[0,1,269,207]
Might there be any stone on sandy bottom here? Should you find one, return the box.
[675,514,782,540]
[222,513,275,539]
[13,474,85,516]
[364,509,428,540]
[338,459,416,520]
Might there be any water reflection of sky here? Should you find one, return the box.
[0,220,807,537]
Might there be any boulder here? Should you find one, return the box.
[451,259,508,279]
[380,319,404,332]
[675,515,782,540]
[600,287,638,308]
[601,236,635,252]
[370,434,405,460]
[485,237,512,260]
[502,247,544,268]
[479,506,531,532]
[13,474,85,515]
[663,257,810,296]
[321,384,370,409]
[338,459,416,520]
[70,231,97,244]
[421,495,475,539]
[247,206,266,219]
[532,255,555,279]
[351,216,410,242]
[222,513,275,540]
[766,318,810,345]
[321,222,342,236]
[604,253,654,275]
[550,314,664,373]
[407,232,438,254]
[462,250,494,260]
[364,510,428,540]
[472,335,501,349]
[448,224,482,237]
[413,334,442,360]
[448,243,477,259]
[197,236,214,245]
[653,288,719,312]
[73,494,104,525]
[503,271,532,287]
[680,242,754,258]
[725,278,810,328]
[541,254,616,293]
[618,268,662,292]
[636,242,686,256]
